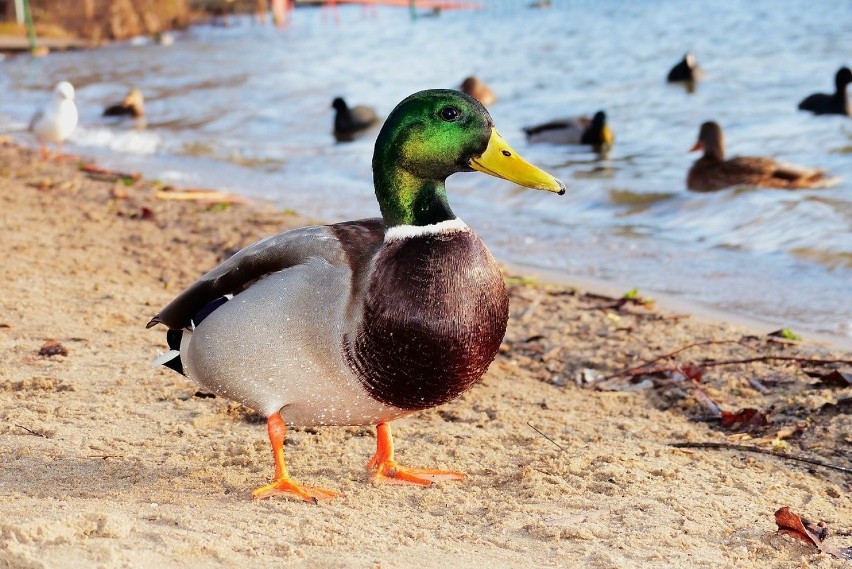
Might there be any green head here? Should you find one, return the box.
[372,89,565,227]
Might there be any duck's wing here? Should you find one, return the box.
[523,117,587,144]
[721,157,825,189]
[667,60,689,82]
[767,160,826,187]
[688,156,775,191]
[523,117,578,135]
[713,156,778,187]
[28,108,44,132]
[103,103,131,117]
[147,218,385,330]
[797,93,833,114]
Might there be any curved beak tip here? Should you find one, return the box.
[556,180,566,195]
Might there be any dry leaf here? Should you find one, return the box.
[775,507,852,560]
[720,408,769,432]
[38,340,68,357]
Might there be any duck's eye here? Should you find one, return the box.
[439,106,461,122]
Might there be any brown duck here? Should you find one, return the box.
[687,121,828,192]
[460,76,496,106]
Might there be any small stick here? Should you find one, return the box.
[527,422,570,454]
[600,340,750,381]
[701,356,852,368]
[670,442,851,475]
[608,355,852,380]
[15,424,47,438]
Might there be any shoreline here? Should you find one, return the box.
[1,141,849,568]
[507,261,852,351]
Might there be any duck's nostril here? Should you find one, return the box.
[501,150,511,157]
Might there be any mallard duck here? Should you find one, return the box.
[29,81,78,159]
[687,121,827,192]
[148,89,565,502]
[798,67,851,116]
[667,52,704,83]
[332,97,381,142]
[460,76,496,106]
[523,110,613,149]
[103,87,145,119]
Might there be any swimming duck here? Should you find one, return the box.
[523,110,614,149]
[687,121,827,192]
[332,97,381,142]
[103,87,145,119]
[798,67,851,116]
[29,81,78,159]
[667,52,704,83]
[148,89,565,502]
[460,76,496,106]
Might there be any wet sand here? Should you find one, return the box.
[0,141,849,568]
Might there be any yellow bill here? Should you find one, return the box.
[602,125,615,147]
[469,128,566,194]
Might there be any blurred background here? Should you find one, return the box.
[0,0,850,342]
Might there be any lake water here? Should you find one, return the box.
[1,0,850,343]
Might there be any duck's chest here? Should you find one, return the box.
[344,230,508,411]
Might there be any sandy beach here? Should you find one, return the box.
[0,140,849,568]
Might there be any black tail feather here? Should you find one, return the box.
[157,296,231,377]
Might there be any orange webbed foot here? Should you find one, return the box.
[368,458,466,486]
[367,423,466,487]
[255,413,341,503]
[252,477,340,503]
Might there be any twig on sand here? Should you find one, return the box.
[155,187,249,204]
[14,424,47,438]
[670,442,852,475]
[527,422,569,454]
[79,163,141,183]
[696,355,852,368]
[603,340,852,381]
[622,356,852,380]
[599,340,751,381]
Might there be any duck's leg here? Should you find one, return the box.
[252,413,340,503]
[367,422,465,486]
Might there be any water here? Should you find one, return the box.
[1,0,851,341]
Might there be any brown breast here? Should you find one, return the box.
[344,229,509,410]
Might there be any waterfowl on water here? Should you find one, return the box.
[148,89,565,502]
[523,110,614,149]
[29,81,78,158]
[103,87,145,118]
[460,76,496,106]
[798,67,851,116]
[332,97,380,141]
[687,121,828,192]
[667,52,704,83]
